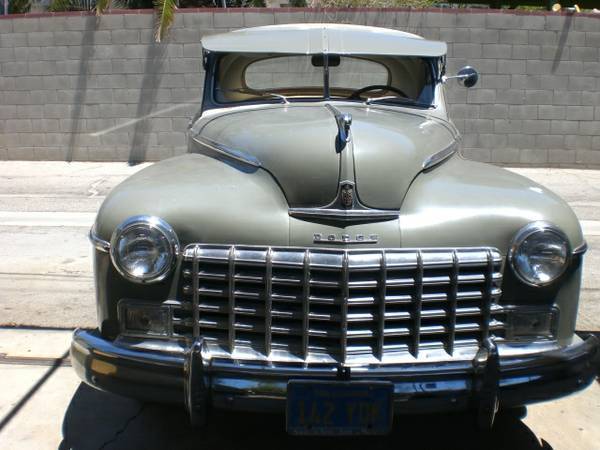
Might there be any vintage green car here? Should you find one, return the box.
[72,23,599,434]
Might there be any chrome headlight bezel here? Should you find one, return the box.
[508,221,571,287]
[109,215,179,284]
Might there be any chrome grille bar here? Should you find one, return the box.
[301,250,310,360]
[377,250,386,360]
[446,250,459,355]
[265,248,273,355]
[340,251,349,363]
[227,247,236,353]
[412,250,423,358]
[180,245,505,364]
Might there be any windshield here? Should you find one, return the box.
[212,53,437,107]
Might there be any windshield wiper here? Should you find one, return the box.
[364,96,433,109]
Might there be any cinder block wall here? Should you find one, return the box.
[0,9,598,165]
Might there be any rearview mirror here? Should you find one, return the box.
[444,66,479,88]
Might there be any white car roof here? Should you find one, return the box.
[201,23,447,57]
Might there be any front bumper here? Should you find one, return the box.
[71,329,599,415]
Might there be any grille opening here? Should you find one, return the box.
[177,246,504,362]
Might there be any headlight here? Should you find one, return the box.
[509,221,571,287]
[110,216,179,283]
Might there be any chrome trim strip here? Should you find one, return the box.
[89,228,110,253]
[192,135,261,168]
[289,207,399,222]
[422,141,458,170]
[573,241,588,255]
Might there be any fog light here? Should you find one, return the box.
[120,302,169,337]
[505,308,558,341]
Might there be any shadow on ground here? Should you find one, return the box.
[59,383,553,450]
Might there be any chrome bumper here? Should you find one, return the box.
[71,329,599,416]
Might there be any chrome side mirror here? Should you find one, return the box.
[444,66,479,88]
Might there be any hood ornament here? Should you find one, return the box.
[341,183,354,208]
[325,104,352,152]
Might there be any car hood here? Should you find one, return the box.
[195,104,457,210]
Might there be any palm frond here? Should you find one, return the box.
[154,0,177,43]
[95,0,112,15]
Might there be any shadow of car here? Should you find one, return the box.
[58,383,553,450]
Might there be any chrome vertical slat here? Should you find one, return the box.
[227,246,236,353]
[412,250,424,358]
[340,251,349,363]
[265,248,273,355]
[446,250,459,356]
[481,249,493,341]
[301,250,310,360]
[192,246,200,338]
[377,250,387,360]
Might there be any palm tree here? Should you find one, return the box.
[96,0,177,42]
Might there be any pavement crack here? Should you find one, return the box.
[97,404,146,450]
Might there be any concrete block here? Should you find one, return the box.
[535,134,564,149]
[566,106,594,121]
[14,46,40,61]
[579,121,600,136]
[477,133,507,149]
[480,104,508,119]
[464,119,494,133]
[466,89,496,104]
[494,119,523,134]
[213,12,244,29]
[461,147,491,162]
[0,105,16,119]
[97,15,125,30]
[568,76,596,91]
[566,135,592,150]
[450,43,482,59]
[485,13,523,29]
[499,29,528,45]
[0,19,13,34]
[553,90,581,106]
[169,58,200,74]
[583,62,600,76]
[529,31,557,46]
[570,46,598,62]
[593,136,600,150]
[586,32,600,47]
[456,13,486,28]
[565,31,587,46]
[481,75,510,89]
[520,148,548,164]
[469,28,498,44]
[16,105,43,119]
[525,90,553,105]
[5,119,32,132]
[13,18,39,33]
[481,44,511,59]
[554,61,584,76]
[27,31,54,47]
[521,119,550,134]
[439,28,470,43]
[0,32,27,47]
[496,59,525,75]
[14,76,43,91]
[172,28,200,44]
[512,45,540,60]
[111,29,140,44]
[495,89,525,104]
[574,16,600,32]
[507,105,537,120]
[244,12,275,27]
[28,61,56,76]
[576,150,600,166]
[424,12,457,27]
[0,46,13,61]
[548,149,576,164]
[183,12,214,28]
[123,13,153,29]
[538,105,566,120]
[491,147,520,163]
[550,120,579,135]
[274,11,305,25]
[539,75,568,90]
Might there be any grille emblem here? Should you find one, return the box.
[341,184,354,208]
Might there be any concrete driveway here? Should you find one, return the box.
[0,161,598,449]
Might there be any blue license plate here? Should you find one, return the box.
[286,380,393,436]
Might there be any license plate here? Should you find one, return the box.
[286,380,393,436]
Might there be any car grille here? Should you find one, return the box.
[173,245,505,363]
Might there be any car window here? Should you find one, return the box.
[213,53,433,106]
